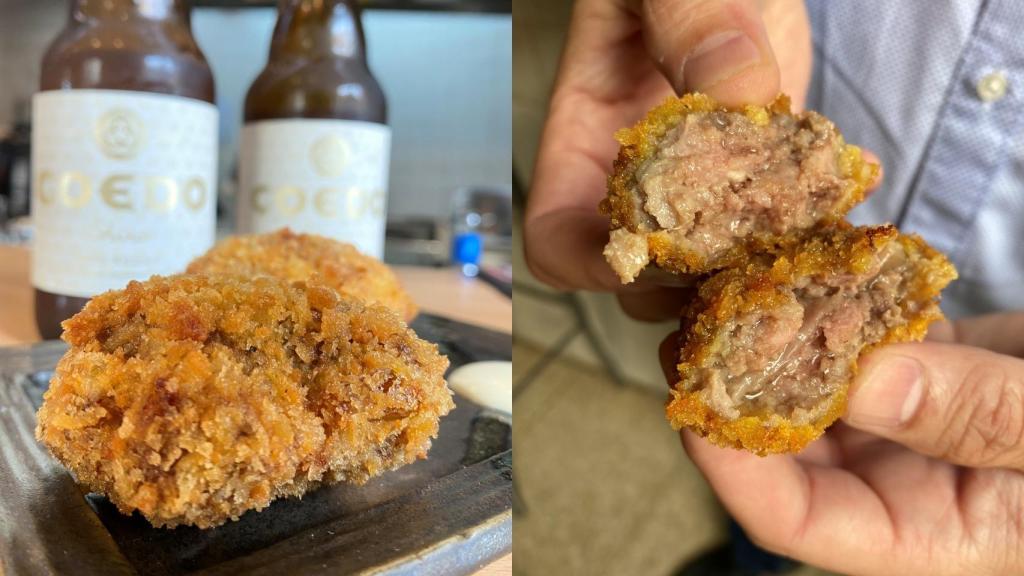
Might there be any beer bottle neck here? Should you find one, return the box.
[270,0,367,60]
[69,0,190,24]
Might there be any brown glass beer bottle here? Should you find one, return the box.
[240,0,389,257]
[32,0,217,339]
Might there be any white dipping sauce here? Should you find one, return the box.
[447,361,512,415]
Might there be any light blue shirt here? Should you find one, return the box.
[807,0,1024,318]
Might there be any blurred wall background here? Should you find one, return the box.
[0,0,511,222]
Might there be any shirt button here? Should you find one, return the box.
[977,71,1008,102]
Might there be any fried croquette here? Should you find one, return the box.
[665,225,957,454]
[35,274,453,528]
[187,229,418,321]
[601,93,878,282]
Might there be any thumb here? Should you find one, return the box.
[844,343,1024,470]
[637,0,780,106]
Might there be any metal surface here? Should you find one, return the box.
[0,314,511,575]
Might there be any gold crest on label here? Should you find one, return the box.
[95,108,145,160]
[310,134,350,178]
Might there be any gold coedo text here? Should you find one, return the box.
[34,171,208,212]
[249,185,384,219]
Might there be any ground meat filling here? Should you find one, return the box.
[634,110,846,262]
[697,243,913,425]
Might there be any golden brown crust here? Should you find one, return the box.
[667,387,848,456]
[665,225,957,455]
[187,229,417,321]
[601,93,879,277]
[35,274,452,528]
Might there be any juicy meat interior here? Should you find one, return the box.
[634,109,849,261]
[697,241,918,426]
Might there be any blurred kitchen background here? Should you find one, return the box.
[0,0,511,281]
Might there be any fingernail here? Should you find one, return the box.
[682,31,762,92]
[847,355,924,428]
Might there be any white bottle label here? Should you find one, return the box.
[238,119,390,258]
[31,89,218,298]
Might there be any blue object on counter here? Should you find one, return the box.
[452,232,482,277]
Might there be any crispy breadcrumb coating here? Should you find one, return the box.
[36,274,452,528]
[665,225,957,454]
[187,229,417,321]
[601,93,878,281]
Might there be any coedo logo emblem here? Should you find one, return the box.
[95,108,145,160]
[310,134,350,178]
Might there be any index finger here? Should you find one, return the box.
[680,431,907,576]
[926,311,1024,358]
[524,208,624,291]
[523,0,666,292]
